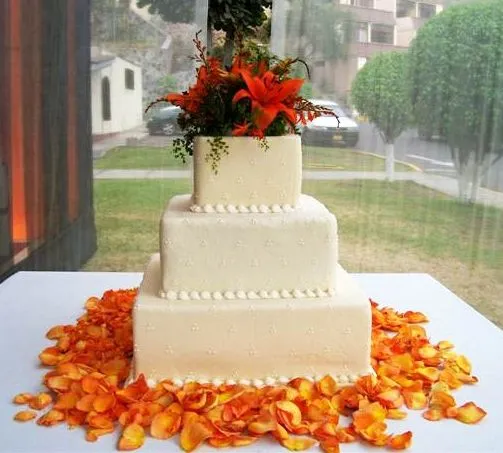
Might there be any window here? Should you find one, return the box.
[355,22,369,43]
[418,3,436,19]
[350,0,374,7]
[125,68,134,90]
[101,76,111,121]
[397,0,416,18]
[371,24,394,44]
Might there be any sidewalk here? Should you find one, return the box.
[93,169,503,210]
[92,126,148,159]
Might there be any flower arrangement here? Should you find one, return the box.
[146,33,335,172]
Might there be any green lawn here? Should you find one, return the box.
[86,179,503,326]
[93,145,416,172]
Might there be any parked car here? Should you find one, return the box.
[301,99,359,147]
[146,106,182,136]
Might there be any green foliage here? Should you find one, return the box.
[158,74,178,93]
[136,0,271,38]
[351,52,410,143]
[409,0,503,163]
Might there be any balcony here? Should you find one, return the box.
[337,3,395,26]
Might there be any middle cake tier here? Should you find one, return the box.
[160,194,338,297]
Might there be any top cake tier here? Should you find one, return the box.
[192,135,302,208]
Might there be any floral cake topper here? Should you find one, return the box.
[146,32,335,171]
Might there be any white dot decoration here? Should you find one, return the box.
[191,323,200,332]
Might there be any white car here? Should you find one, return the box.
[302,99,359,147]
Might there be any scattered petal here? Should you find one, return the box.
[118,424,145,451]
[387,431,413,450]
[14,410,37,422]
[455,402,487,424]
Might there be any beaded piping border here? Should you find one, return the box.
[189,203,295,214]
[145,372,371,389]
[159,288,336,300]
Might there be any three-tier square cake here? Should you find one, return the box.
[132,135,372,387]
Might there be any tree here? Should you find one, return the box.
[279,0,352,93]
[351,52,411,181]
[409,0,503,202]
[285,0,352,62]
[136,0,272,63]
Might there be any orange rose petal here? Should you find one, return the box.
[417,345,438,360]
[457,373,478,385]
[86,427,114,442]
[151,411,181,440]
[54,392,79,410]
[317,375,337,398]
[414,367,440,382]
[403,391,427,410]
[14,410,37,422]
[289,378,316,400]
[46,376,72,393]
[357,421,390,446]
[403,311,428,323]
[248,415,277,434]
[208,437,233,448]
[118,423,145,451]
[321,438,340,453]
[445,407,459,418]
[437,340,454,350]
[275,400,302,430]
[387,409,407,420]
[455,355,472,374]
[180,413,213,452]
[13,393,34,405]
[387,431,413,450]
[422,408,444,421]
[39,347,62,366]
[37,409,65,426]
[76,394,96,412]
[377,389,404,409]
[231,436,259,447]
[93,394,116,413]
[81,375,100,394]
[336,426,356,443]
[88,414,114,430]
[280,436,318,451]
[28,393,53,410]
[455,402,487,424]
[46,325,67,340]
[429,391,456,409]
[439,369,463,389]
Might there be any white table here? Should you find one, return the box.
[0,271,502,452]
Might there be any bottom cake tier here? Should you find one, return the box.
[132,254,372,386]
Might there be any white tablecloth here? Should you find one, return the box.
[0,271,501,452]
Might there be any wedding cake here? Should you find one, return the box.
[132,135,372,387]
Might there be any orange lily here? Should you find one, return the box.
[232,69,303,132]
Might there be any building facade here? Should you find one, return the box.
[91,50,143,136]
[326,0,443,103]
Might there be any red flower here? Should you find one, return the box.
[232,122,250,136]
[232,70,303,132]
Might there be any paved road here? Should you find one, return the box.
[356,123,503,192]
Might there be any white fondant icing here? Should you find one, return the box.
[192,136,302,207]
[134,255,372,385]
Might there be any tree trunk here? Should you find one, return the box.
[223,31,234,67]
[454,149,474,203]
[385,143,395,182]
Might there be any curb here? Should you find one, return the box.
[353,149,423,173]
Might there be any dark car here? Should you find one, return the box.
[301,99,359,147]
[146,106,182,136]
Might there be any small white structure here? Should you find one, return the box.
[91,50,143,136]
